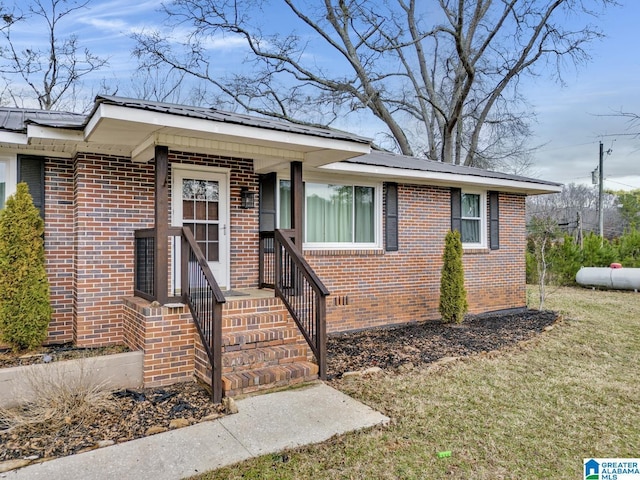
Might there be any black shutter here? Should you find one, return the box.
[450,187,461,233]
[18,156,45,218]
[259,172,277,232]
[385,182,398,251]
[489,191,500,250]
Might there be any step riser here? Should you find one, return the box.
[222,313,291,331]
[215,294,318,397]
[222,362,319,397]
[222,345,309,373]
[222,328,304,350]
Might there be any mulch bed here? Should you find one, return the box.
[0,382,225,466]
[0,308,558,468]
[327,309,559,378]
[0,343,131,368]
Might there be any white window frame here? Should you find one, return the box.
[461,190,487,249]
[0,155,17,209]
[277,176,383,251]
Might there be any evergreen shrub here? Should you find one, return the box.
[439,229,468,323]
[0,183,51,351]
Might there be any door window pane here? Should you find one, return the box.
[183,179,220,261]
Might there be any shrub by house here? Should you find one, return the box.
[0,182,52,351]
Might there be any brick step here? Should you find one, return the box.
[222,311,291,331]
[222,344,309,373]
[222,361,319,397]
[222,327,304,350]
[222,295,288,317]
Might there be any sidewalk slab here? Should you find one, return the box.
[2,382,389,480]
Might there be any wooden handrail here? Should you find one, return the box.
[182,227,226,304]
[181,227,225,403]
[276,230,329,296]
[274,229,329,379]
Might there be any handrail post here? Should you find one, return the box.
[274,234,282,295]
[212,301,223,404]
[317,296,327,380]
[181,233,188,302]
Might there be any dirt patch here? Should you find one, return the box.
[327,309,558,378]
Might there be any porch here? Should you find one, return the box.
[129,148,328,402]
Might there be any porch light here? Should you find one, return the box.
[240,187,256,209]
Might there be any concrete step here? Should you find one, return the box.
[222,344,309,373]
[222,361,319,397]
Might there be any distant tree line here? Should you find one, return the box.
[526,185,640,286]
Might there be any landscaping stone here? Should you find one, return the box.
[169,418,190,429]
[145,425,168,436]
[222,397,239,414]
[0,458,32,473]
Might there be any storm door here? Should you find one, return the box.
[172,167,229,290]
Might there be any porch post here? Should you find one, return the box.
[154,145,169,305]
[290,161,303,248]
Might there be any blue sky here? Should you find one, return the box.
[4,0,640,190]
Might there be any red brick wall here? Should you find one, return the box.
[306,185,527,333]
[41,150,525,349]
[44,156,75,344]
[42,151,259,346]
[73,154,155,346]
[123,298,196,386]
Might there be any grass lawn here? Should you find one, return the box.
[191,286,640,479]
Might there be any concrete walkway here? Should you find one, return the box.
[2,382,389,480]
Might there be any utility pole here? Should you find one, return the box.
[598,141,604,240]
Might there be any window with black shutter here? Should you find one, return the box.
[450,187,462,233]
[489,191,500,250]
[385,182,398,251]
[17,156,45,218]
[259,172,277,232]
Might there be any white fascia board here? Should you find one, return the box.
[86,103,371,153]
[319,162,563,195]
[0,131,28,145]
[27,124,84,143]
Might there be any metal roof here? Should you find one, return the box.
[344,150,562,187]
[93,95,372,145]
[0,97,561,189]
[0,107,85,132]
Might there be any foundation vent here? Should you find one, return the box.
[333,295,349,306]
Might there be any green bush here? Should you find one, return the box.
[617,228,640,267]
[439,230,467,323]
[0,183,51,351]
[525,227,640,287]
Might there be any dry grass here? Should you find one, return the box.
[192,286,640,480]
[0,357,115,434]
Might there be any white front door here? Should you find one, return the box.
[172,167,230,290]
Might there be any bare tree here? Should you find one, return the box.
[0,0,108,110]
[133,0,615,166]
[526,183,622,239]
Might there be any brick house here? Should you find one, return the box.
[0,96,560,400]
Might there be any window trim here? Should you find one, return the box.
[460,190,487,249]
[277,176,383,251]
[0,156,17,209]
